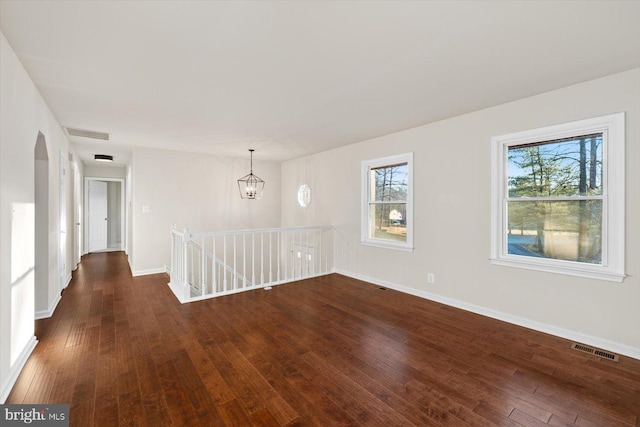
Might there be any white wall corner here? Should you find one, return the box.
[333,269,640,361]
[0,336,38,404]
[35,294,62,320]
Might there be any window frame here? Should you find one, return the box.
[490,113,625,282]
[361,152,414,251]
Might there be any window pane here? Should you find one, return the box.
[508,134,603,198]
[370,163,408,202]
[369,203,407,242]
[507,200,602,264]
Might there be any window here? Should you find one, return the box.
[361,153,413,251]
[491,113,625,282]
[297,184,311,208]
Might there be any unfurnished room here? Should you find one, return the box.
[0,1,639,426]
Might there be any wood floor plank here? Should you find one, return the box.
[5,252,640,426]
[218,341,299,425]
[155,359,201,426]
[218,398,254,426]
[249,351,356,427]
[249,407,281,427]
[300,350,416,426]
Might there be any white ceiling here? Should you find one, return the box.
[1,1,639,165]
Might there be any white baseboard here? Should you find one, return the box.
[64,273,72,289]
[334,269,640,360]
[35,294,62,320]
[132,267,168,277]
[0,336,37,403]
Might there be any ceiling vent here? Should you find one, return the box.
[64,127,110,141]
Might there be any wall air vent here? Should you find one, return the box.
[571,343,619,362]
[64,127,110,141]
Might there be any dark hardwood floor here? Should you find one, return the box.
[7,252,640,426]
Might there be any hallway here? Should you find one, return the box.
[6,252,640,426]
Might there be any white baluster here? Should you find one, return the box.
[284,230,288,282]
[223,235,227,292]
[201,237,206,296]
[319,228,322,275]
[269,231,272,283]
[260,233,264,285]
[298,230,302,279]
[212,236,217,293]
[182,228,191,300]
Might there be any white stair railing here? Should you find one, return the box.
[168,225,335,303]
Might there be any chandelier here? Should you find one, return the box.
[237,149,265,199]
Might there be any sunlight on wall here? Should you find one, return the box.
[10,203,34,365]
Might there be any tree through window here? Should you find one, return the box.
[491,113,625,282]
[507,134,603,264]
[362,153,413,251]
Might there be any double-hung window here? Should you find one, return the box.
[490,113,625,282]
[361,153,413,251]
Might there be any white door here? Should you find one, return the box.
[88,180,108,252]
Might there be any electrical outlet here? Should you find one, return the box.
[427,273,435,284]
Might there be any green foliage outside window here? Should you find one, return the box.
[507,135,603,264]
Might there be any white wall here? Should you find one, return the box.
[84,164,127,179]
[0,31,81,402]
[131,146,281,275]
[281,68,640,358]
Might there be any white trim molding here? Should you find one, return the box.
[35,294,62,320]
[334,269,640,361]
[132,267,168,277]
[84,176,127,256]
[0,336,37,403]
[361,152,414,252]
[490,113,625,282]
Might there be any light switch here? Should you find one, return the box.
[142,205,151,213]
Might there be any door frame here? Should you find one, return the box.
[59,152,67,292]
[84,177,126,255]
[71,162,81,270]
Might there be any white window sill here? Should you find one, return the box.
[361,239,414,252]
[490,257,625,283]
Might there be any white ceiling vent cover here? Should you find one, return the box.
[64,127,110,141]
